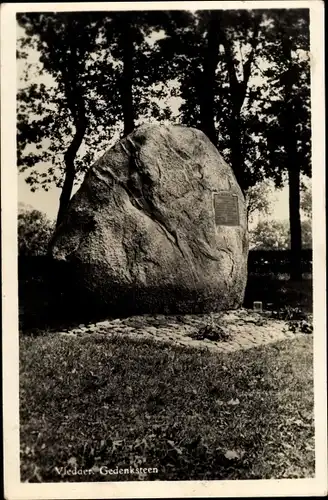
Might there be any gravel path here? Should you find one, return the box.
[57,308,310,353]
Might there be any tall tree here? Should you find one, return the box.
[100,11,173,135]
[282,29,303,279]
[101,12,137,136]
[197,11,221,145]
[17,8,311,251]
[258,10,311,279]
[215,10,262,191]
[120,19,135,135]
[17,12,103,225]
[17,11,177,226]
[156,10,265,191]
[54,15,88,226]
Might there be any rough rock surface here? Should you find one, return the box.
[50,124,249,316]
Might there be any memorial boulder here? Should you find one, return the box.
[50,124,248,316]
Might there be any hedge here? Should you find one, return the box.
[18,249,313,282]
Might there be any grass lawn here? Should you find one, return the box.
[20,333,314,482]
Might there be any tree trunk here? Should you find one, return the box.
[56,117,87,227]
[284,98,303,280]
[198,12,220,146]
[282,34,303,281]
[288,164,302,280]
[217,13,260,193]
[120,22,135,136]
[229,107,245,191]
[56,22,87,228]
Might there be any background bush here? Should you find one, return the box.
[18,205,54,256]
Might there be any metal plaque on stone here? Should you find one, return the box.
[213,192,240,226]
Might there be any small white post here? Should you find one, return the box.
[253,301,263,313]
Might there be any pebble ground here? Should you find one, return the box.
[57,308,309,353]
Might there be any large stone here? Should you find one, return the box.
[50,124,249,316]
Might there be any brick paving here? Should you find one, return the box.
[57,308,309,352]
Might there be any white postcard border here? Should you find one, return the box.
[1,1,326,499]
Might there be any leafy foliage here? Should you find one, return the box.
[258,10,311,182]
[18,206,54,256]
[250,220,290,250]
[191,322,231,342]
[300,185,312,219]
[245,180,276,223]
[17,13,101,185]
[250,219,312,250]
[17,10,311,189]
[270,306,313,334]
[17,8,311,256]
[17,12,175,187]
